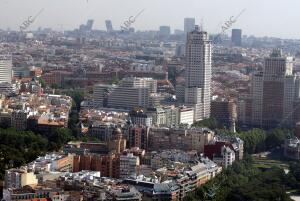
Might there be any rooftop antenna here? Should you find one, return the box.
[201,18,204,31]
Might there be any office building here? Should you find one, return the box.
[86,19,94,31]
[211,98,237,127]
[296,122,300,138]
[178,106,194,125]
[105,20,114,32]
[159,26,171,37]
[107,77,157,110]
[231,29,242,46]
[253,49,298,127]
[72,153,120,178]
[5,168,38,189]
[148,127,214,152]
[129,110,153,127]
[184,18,195,34]
[184,25,212,121]
[128,125,149,150]
[11,110,29,131]
[0,55,12,84]
[78,20,94,32]
[175,84,185,103]
[89,122,115,141]
[240,49,300,128]
[145,107,166,126]
[93,84,115,108]
[175,44,185,57]
[263,50,294,126]
[119,153,140,179]
[164,106,180,128]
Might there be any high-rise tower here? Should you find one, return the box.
[184,25,212,121]
[105,20,114,33]
[86,19,94,31]
[231,29,242,46]
[250,49,300,128]
[184,18,195,34]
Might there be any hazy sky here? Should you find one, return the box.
[0,0,299,39]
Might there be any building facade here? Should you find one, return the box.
[184,26,212,121]
[243,49,300,128]
[119,153,140,179]
[5,168,38,189]
[211,98,237,128]
[0,55,12,84]
[184,18,195,34]
[128,126,149,150]
[93,84,114,108]
[231,29,242,46]
[148,127,214,152]
[107,77,157,110]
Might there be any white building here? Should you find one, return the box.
[61,171,101,182]
[5,168,38,189]
[119,153,140,179]
[129,111,153,127]
[0,55,12,84]
[184,87,202,121]
[130,61,163,73]
[93,84,115,108]
[107,77,157,109]
[221,146,236,168]
[179,107,194,125]
[184,26,212,121]
[284,137,300,160]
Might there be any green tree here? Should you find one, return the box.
[266,128,291,149]
[49,128,74,151]
[111,76,120,85]
[68,90,84,111]
[192,118,220,130]
[289,162,300,181]
[186,158,293,201]
[38,77,46,88]
[0,128,49,179]
[51,83,60,89]
[0,118,11,129]
[68,110,80,138]
[238,128,266,154]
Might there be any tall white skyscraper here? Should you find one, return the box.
[0,55,12,84]
[184,18,195,34]
[184,26,212,121]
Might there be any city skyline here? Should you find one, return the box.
[1,1,300,200]
[0,0,300,39]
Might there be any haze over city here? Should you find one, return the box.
[0,0,300,38]
[1,1,300,201]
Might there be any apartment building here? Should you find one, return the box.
[119,153,140,179]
